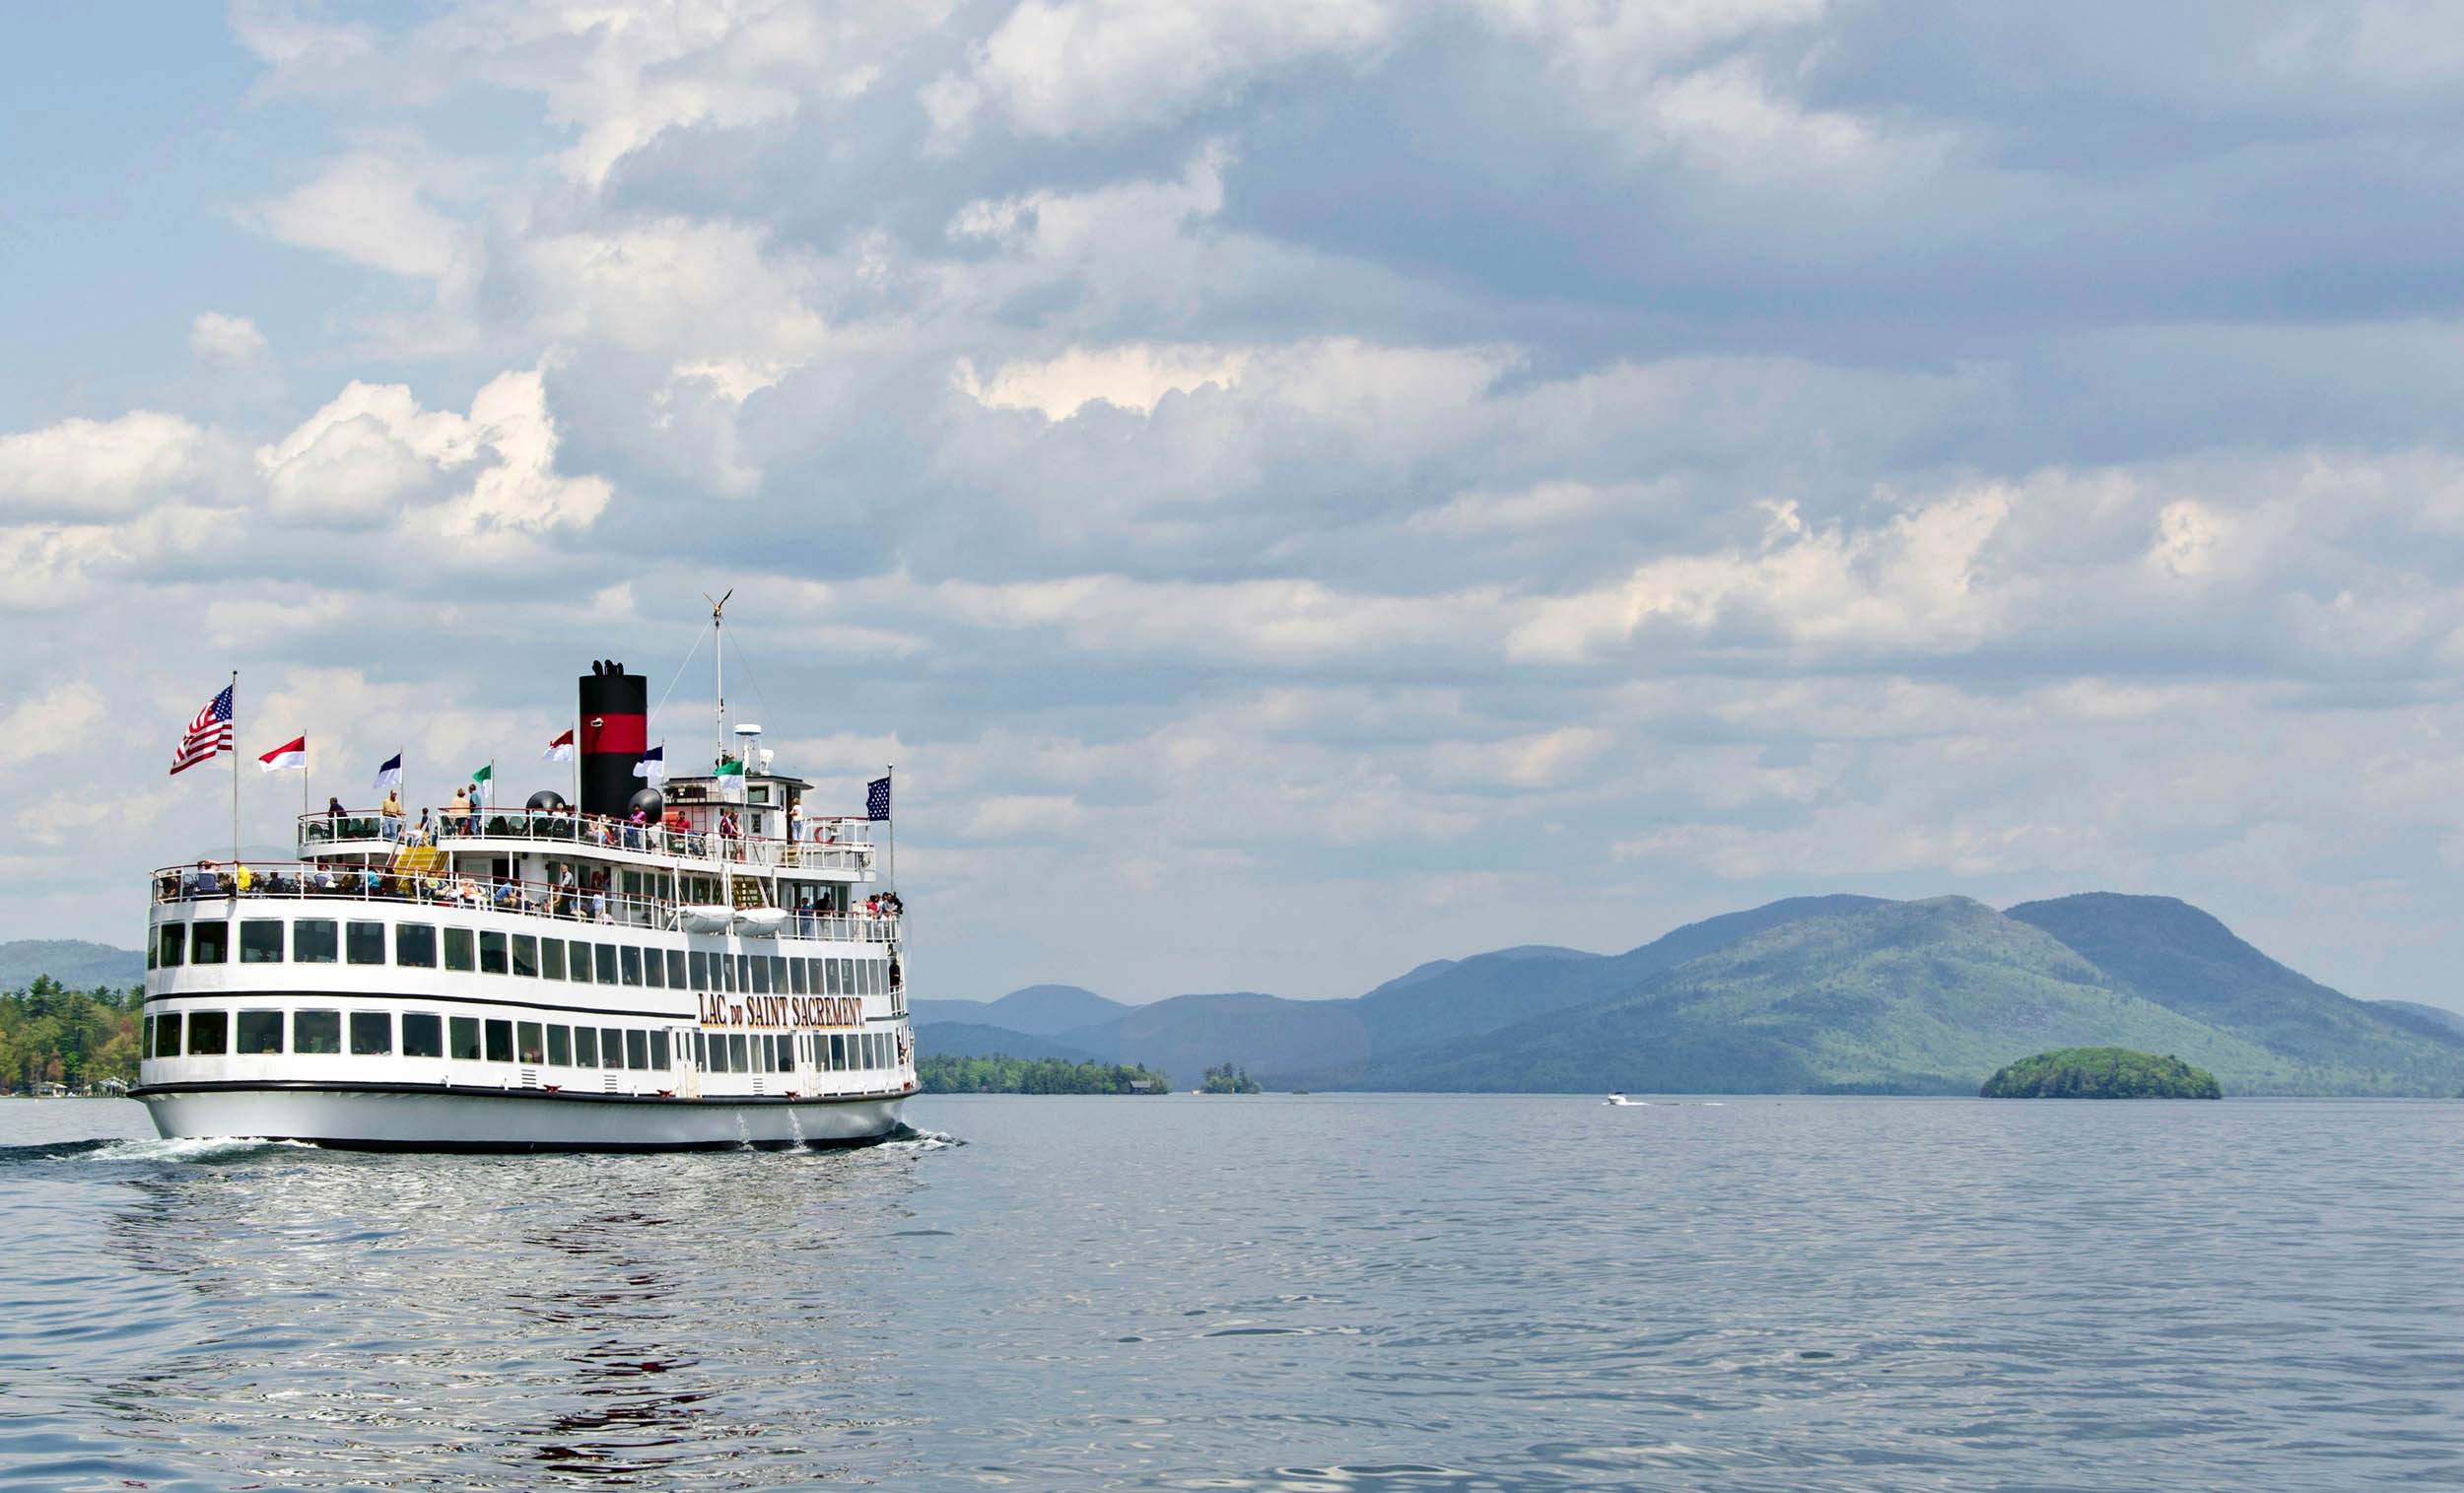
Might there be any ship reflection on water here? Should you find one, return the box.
[98,1142,930,1487]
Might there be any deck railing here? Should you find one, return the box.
[152,863,899,943]
[297,808,876,873]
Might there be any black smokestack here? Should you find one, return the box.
[578,667,648,818]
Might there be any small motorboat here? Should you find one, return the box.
[1603,1093,1647,1107]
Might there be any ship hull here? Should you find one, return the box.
[138,1084,907,1152]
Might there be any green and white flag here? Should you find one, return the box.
[715,758,744,777]
[470,762,494,805]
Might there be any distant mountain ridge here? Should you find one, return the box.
[0,940,144,993]
[924,892,2464,1096]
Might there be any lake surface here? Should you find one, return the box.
[4,1094,2462,1491]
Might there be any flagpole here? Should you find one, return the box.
[883,764,896,895]
[229,671,240,873]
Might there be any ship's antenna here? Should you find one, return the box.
[702,588,731,769]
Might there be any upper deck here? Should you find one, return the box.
[297,807,878,880]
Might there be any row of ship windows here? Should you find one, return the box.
[153,918,887,998]
[144,1009,902,1074]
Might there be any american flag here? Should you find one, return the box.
[170,683,234,776]
[866,774,892,822]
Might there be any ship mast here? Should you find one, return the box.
[704,588,731,769]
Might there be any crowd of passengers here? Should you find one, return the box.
[313,790,864,857]
[162,859,905,933]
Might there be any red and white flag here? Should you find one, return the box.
[259,736,307,773]
[170,683,235,776]
[542,727,575,762]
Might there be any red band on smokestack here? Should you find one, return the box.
[582,713,647,756]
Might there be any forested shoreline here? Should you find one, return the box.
[1,979,143,1092]
[919,1053,1171,1094]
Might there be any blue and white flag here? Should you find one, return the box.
[634,745,665,782]
[866,774,891,822]
[373,752,403,792]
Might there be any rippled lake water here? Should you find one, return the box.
[5,1093,2464,1490]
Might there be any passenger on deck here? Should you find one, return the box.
[415,807,433,845]
[589,869,609,922]
[326,795,345,825]
[193,861,218,896]
[380,788,403,840]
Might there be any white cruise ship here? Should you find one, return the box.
[133,655,914,1151]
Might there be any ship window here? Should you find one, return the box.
[238,1011,283,1054]
[512,934,538,978]
[186,1010,229,1055]
[295,1010,342,1054]
[294,920,338,964]
[546,1024,571,1065]
[541,938,566,980]
[602,1028,625,1069]
[346,921,384,965]
[666,950,686,988]
[396,922,437,968]
[574,1026,598,1067]
[621,947,643,985]
[643,948,664,988]
[443,928,475,972]
[737,955,752,992]
[485,1019,513,1063]
[770,957,787,993]
[789,958,807,994]
[831,1034,847,1071]
[805,958,821,993]
[700,1031,721,1072]
[190,920,229,965]
[822,960,839,995]
[568,939,591,981]
[157,923,183,968]
[517,1022,544,1064]
[351,1011,392,1055]
[728,1033,747,1071]
[688,951,708,990]
[240,919,284,963]
[449,1017,481,1060]
[650,1031,669,1069]
[692,1031,707,1069]
[719,953,735,992]
[594,944,617,984]
[477,930,507,975]
[754,1034,770,1073]
[750,785,769,804]
[620,1029,644,1070]
[403,1013,444,1058]
[153,1012,182,1055]
[750,957,770,994]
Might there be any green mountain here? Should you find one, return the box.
[1352,897,2387,1095]
[2006,894,2464,1094]
[0,940,143,994]
[1347,896,1889,1062]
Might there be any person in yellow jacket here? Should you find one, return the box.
[234,865,255,893]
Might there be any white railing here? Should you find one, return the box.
[152,862,900,944]
[297,808,876,874]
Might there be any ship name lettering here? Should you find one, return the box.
[700,992,861,1029]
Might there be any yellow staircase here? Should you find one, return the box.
[391,845,445,876]
[730,875,769,910]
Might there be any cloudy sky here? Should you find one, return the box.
[7,2,2464,1006]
